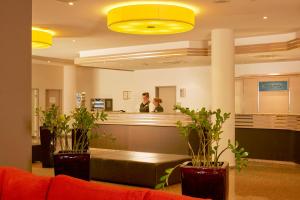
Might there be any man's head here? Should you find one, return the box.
[142,92,150,102]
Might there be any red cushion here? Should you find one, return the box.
[47,175,146,200]
[144,190,206,200]
[0,168,5,197]
[1,167,52,200]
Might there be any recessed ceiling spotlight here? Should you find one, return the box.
[268,73,280,76]
[47,60,51,63]
[214,0,230,3]
[72,39,76,42]
[263,16,268,20]
[56,0,78,5]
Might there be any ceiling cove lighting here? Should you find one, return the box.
[32,27,55,49]
[106,2,196,35]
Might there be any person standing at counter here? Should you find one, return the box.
[153,98,164,112]
[139,92,150,112]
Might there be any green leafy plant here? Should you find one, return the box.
[38,105,72,152]
[71,106,107,152]
[156,105,248,189]
[55,114,72,151]
[38,104,60,134]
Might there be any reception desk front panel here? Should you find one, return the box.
[91,112,300,162]
[236,114,300,163]
[92,113,192,155]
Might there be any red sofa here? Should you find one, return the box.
[0,167,206,200]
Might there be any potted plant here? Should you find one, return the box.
[156,105,248,200]
[38,104,60,168]
[53,106,107,181]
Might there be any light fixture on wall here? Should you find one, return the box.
[32,27,55,49]
[106,2,196,35]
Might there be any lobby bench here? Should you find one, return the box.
[90,148,190,188]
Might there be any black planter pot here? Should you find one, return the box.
[72,129,89,151]
[40,127,56,168]
[53,152,90,181]
[180,162,229,200]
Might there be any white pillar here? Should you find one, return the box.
[63,65,77,114]
[211,29,235,166]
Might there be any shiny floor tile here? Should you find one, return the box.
[32,161,300,200]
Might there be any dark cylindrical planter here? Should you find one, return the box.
[53,152,90,181]
[72,129,89,151]
[181,162,229,200]
[40,127,56,168]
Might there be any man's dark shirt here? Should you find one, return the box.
[139,101,150,112]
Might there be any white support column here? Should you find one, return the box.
[211,29,235,166]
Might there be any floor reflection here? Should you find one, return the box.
[32,161,300,200]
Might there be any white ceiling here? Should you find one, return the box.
[32,0,300,60]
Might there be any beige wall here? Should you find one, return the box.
[133,67,211,111]
[33,64,211,113]
[76,67,135,111]
[235,79,244,113]
[290,76,300,113]
[32,63,64,110]
[0,0,32,170]
[76,66,211,112]
[235,75,300,114]
[32,61,300,115]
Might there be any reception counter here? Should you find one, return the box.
[98,112,192,127]
[92,112,300,163]
[235,114,300,163]
[92,112,192,155]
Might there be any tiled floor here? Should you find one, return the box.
[32,161,300,200]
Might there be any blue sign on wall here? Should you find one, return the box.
[259,81,288,91]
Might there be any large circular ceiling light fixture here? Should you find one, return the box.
[107,2,196,35]
[32,27,55,49]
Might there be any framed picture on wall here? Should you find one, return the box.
[123,91,130,100]
[180,88,186,98]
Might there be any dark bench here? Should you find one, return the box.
[90,148,190,188]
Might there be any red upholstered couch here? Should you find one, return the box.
[0,167,207,200]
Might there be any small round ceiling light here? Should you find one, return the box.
[32,27,55,49]
[107,3,195,35]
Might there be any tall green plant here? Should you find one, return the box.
[71,106,107,152]
[55,114,72,151]
[156,105,248,189]
[38,104,60,134]
[38,105,72,152]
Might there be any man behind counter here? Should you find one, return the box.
[139,92,150,112]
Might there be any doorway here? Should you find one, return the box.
[155,86,176,113]
[45,89,62,112]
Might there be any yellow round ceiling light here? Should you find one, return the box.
[107,3,195,35]
[32,27,55,49]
